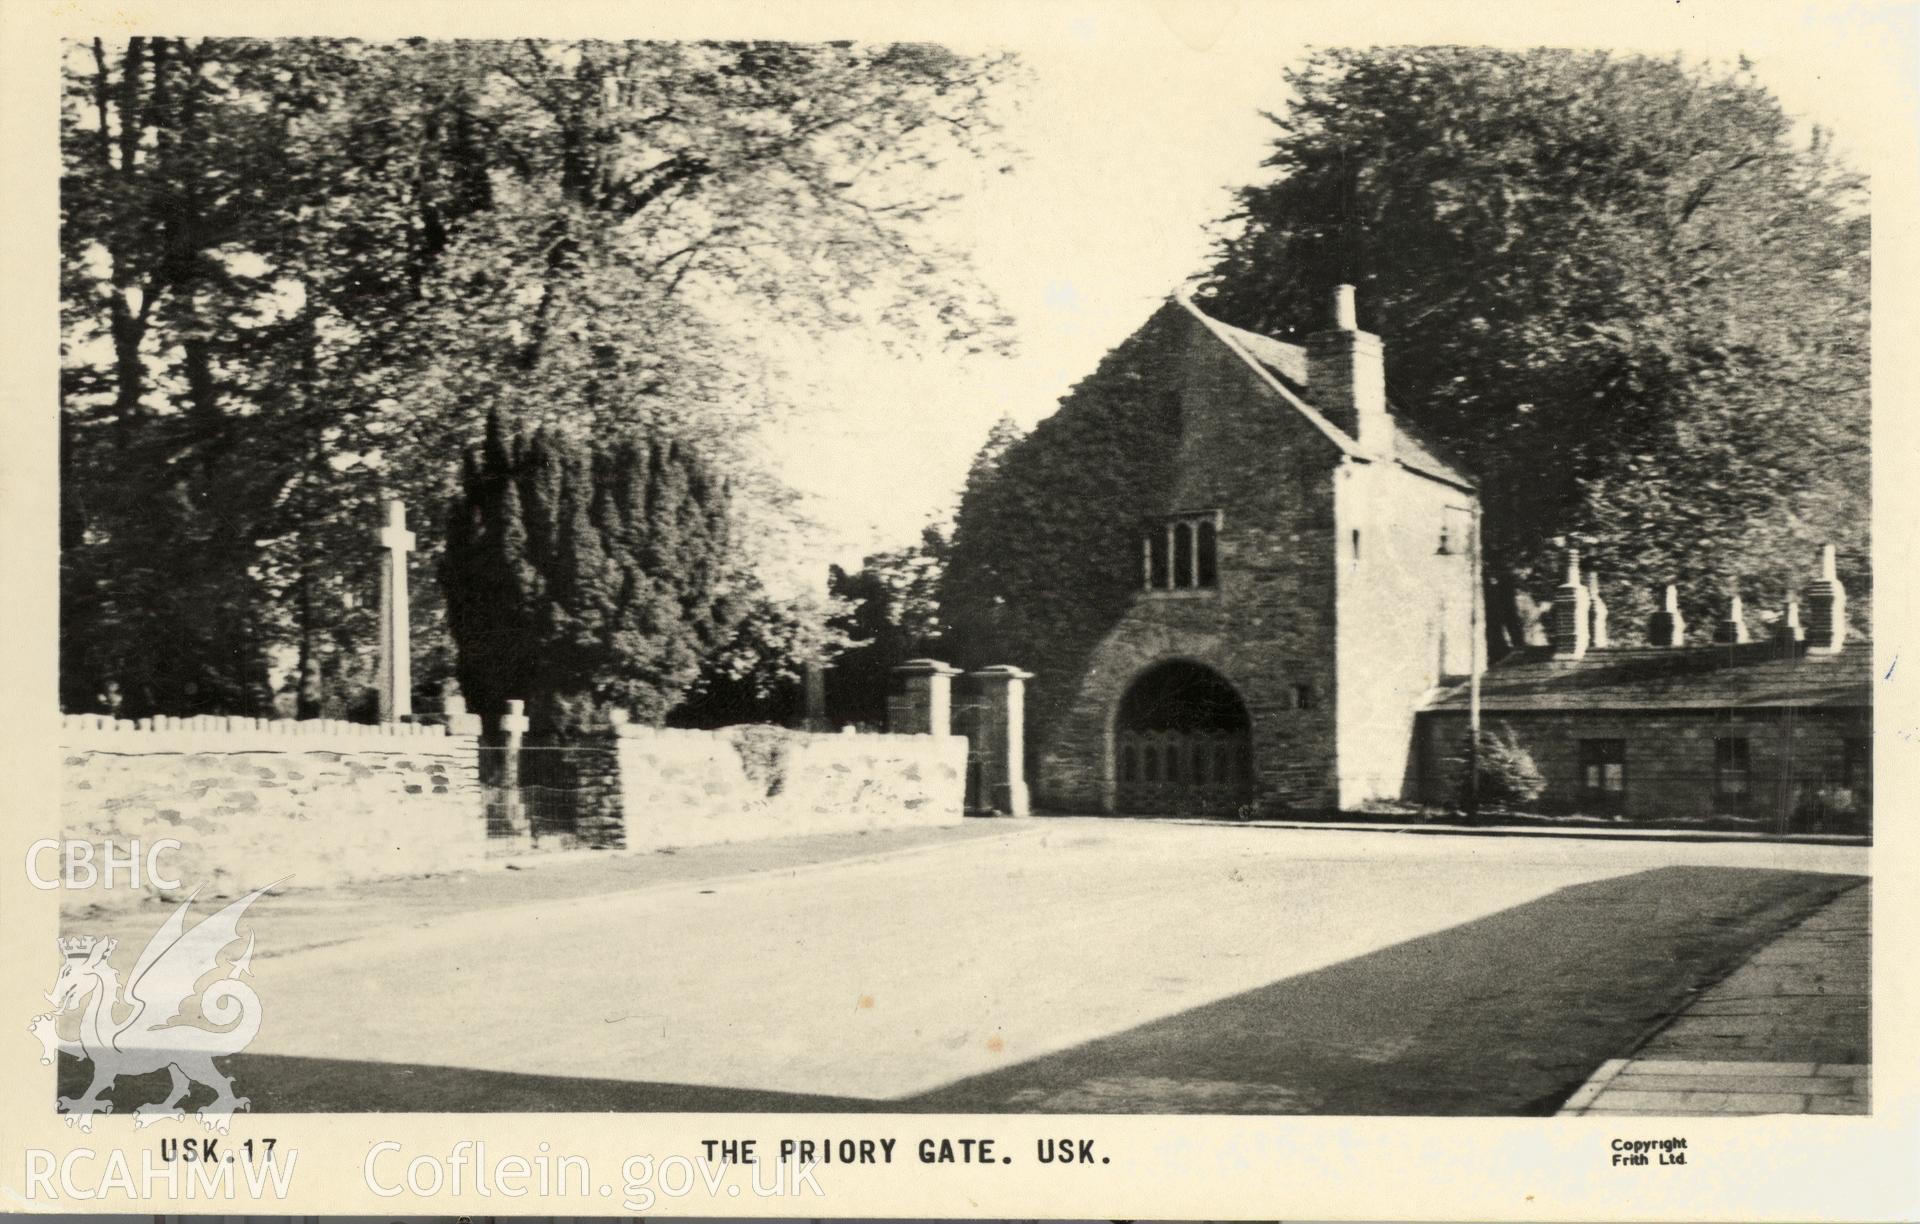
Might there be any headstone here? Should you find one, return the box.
[440,678,484,736]
[497,698,531,837]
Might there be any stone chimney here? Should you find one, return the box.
[1306,284,1391,453]
[1549,548,1590,660]
[1586,571,1610,649]
[1713,593,1751,645]
[1804,544,1849,654]
[1649,584,1686,647]
[1773,593,1805,646]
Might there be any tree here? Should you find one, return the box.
[670,584,847,729]
[441,412,734,736]
[60,38,1024,718]
[1197,49,1869,650]
[936,414,1029,670]
[60,39,317,716]
[964,414,1027,502]
[939,310,1187,742]
[1449,725,1547,815]
[825,523,952,727]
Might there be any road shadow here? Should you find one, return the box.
[55,865,1863,1115]
[906,865,1864,1114]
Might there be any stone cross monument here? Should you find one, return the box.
[377,498,415,722]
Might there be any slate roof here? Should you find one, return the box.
[1178,295,1474,491]
[1421,640,1874,713]
[1215,322,1310,385]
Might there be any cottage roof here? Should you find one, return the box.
[1421,639,1873,713]
[1176,294,1475,491]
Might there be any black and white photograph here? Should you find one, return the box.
[4,1,1916,1219]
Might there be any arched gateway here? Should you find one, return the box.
[1113,661,1254,815]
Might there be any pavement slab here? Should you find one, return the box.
[1558,883,1869,1116]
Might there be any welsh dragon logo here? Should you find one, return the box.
[31,882,277,1133]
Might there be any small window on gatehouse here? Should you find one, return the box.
[1292,683,1315,710]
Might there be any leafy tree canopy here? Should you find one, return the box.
[825,521,951,727]
[1197,47,1868,648]
[671,583,848,730]
[60,37,1023,718]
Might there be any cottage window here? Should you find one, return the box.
[1844,737,1871,799]
[1140,510,1222,592]
[1579,739,1627,810]
[1714,737,1752,811]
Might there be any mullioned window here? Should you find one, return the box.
[1141,511,1222,592]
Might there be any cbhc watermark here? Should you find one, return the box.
[26,839,182,890]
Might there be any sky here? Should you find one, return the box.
[746,2,1913,588]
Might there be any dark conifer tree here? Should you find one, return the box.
[443,411,735,736]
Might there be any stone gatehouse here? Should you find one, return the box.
[1033,287,1478,815]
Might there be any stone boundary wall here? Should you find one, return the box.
[613,725,968,853]
[60,715,486,904]
[61,714,970,899]
[63,711,466,742]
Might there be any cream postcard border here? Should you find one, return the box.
[1,1,1915,1219]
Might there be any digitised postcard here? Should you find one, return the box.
[1,0,1917,1219]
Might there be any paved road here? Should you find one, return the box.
[66,821,1867,1114]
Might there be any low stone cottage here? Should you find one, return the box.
[1416,547,1871,828]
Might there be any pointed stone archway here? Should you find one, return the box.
[1112,660,1253,815]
